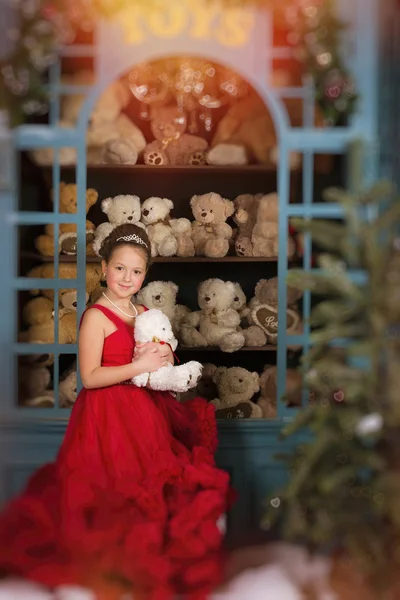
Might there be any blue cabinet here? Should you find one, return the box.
[0,0,387,540]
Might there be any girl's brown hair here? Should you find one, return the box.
[99,223,152,270]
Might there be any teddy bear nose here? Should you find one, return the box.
[143,209,149,216]
[128,216,133,221]
[204,296,210,302]
[155,295,161,300]
[201,212,207,218]
[234,297,239,302]
[239,378,243,383]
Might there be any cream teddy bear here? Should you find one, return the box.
[132,309,203,393]
[135,280,190,336]
[169,218,195,257]
[247,277,303,346]
[211,366,262,418]
[190,193,235,258]
[180,278,245,353]
[59,366,78,409]
[230,282,267,347]
[252,193,296,258]
[92,195,145,256]
[140,197,177,257]
[31,71,146,166]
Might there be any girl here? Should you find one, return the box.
[0,224,231,600]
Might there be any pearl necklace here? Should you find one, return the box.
[102,292,138,319]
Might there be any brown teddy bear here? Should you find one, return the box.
[252,193,296,258]
[190,192,235,258]
[143,106,208,166]
[247,277,303,346]
[233,193,263,257]
[18,357,54,408]
[180,278,245,353]
[27,263,102,301]
[209,92,332,171]
[34,182,98,257]
[24,263,101,343]
[211,366,262,418]
[258,364,303,418]
[59,366,78,408]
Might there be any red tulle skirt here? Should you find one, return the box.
[0,384,232,600]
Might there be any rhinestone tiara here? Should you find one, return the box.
[116,234,148,247]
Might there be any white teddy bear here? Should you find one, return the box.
[141,197,192,257]
[92,194,145,256]
[132,309,203,393]
[136,280,190,336]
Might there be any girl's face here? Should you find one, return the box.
[102,245,147,299]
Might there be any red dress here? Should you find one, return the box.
[0,305,232,599]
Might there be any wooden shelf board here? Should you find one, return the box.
[177,346,301,352]
[42,164,285,175]
[21,252,296,264]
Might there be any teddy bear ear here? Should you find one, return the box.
[254,279,268,296]
[224,281,236,296]
[163,198,174,210]
[224,199,235,218]
[212,366,227,385]
[167,281,179,295]
[190,195,198,207]
[101,198,113,214]
[86,188,98,206]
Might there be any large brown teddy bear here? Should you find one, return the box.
[247,277,303,346]
[31,71,146,166]
[34,182,98,257]
[190,192,235,258]
[211,366,262,418]
[252,193,296,258]
[209,92,332,172]
[27,263,102,302]
[233,193,263,257]
[143,106,208,166]
[258,364,303,419]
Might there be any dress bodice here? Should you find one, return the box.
[84,304,138,367]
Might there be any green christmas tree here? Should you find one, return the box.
[264,182,400,584]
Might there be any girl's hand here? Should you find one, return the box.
[132,345,169,374]
[136,342,174,365]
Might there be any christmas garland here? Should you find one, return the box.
[1,0,358,127]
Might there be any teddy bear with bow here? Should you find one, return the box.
[140,196,194,257]
[180,278,245,353]
[131,309,202,393]
[190,193,235,258]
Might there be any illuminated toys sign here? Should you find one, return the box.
[114,0,256,47]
